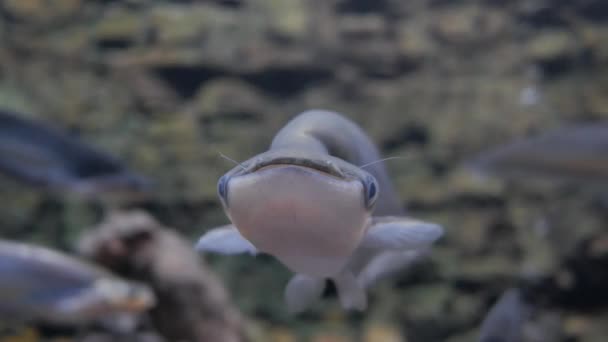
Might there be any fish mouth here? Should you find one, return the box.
[219,162,360,209]
[249,157,346,179]
[254,163,344,180]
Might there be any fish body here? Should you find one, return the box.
[197,110,443,312]
[0,239,155,325]
[467,123,608,185]
[0,110,152,198]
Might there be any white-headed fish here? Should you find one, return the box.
[197,110,444,313]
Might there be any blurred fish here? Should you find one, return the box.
[478,289,529,342]
[466,123,608,185]
[0,110,152,199]
[0,239,155,325]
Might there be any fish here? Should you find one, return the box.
[196,110,444,313]
[466,123,608,185]
[478,289,529,342]
[0,110,152,199]
[0,239,155,325]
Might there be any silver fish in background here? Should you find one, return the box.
[0,110,152,199]
[0,239,155,325]
[478,289,529,342]
[466,123,608,185]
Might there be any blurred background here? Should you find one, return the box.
[1,0,608,341]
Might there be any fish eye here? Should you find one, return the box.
[368,181,377,199]
[217,176,228,200]
[364,176,379,208]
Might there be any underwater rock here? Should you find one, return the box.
[147,5,213,45]
[430,6,509,47]
[193,78,269,120]
[362,322,404,342]
[253,0,309,41]
[397,22,437,63]
[1,0,82,24]
[574,0,608,22]
[93,7,147,50]
[525,30,579,76]
[79,210,247,342]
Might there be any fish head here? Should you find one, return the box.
[217,149,379,276]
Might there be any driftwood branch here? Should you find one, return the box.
[78,210,247,342]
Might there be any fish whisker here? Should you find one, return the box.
[218,151,246,170]
[359,156,407,170]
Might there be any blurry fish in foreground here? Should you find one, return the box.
[0,239,155,325]
[478,289,530,342]
[0,110,152,200]
[466,123,608,185]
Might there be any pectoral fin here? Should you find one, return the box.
[195,225,258,255]
[333,271,367,311]
[284,274,325,314]
[361,216,444,251]
[357,250,425,289]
